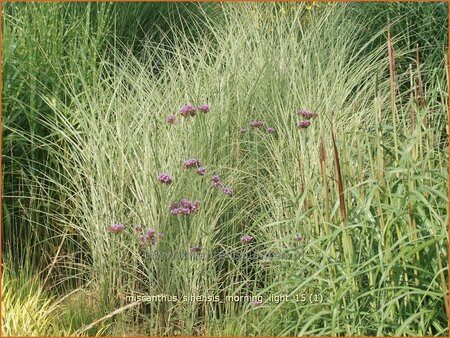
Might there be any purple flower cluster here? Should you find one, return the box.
[197,104,210,113]
[240,235,254,244]
[190,245,202,253]
[223,187,233,196]
[170,199,201,216]
[136,226,164,246]
[166,115,176,124]
[183,158,201,169]
[297,109,318,119]
[298,120,311,129]
[297,109,317,129]
[180,104,197,117]
[109,223,163,246]
[211,175,233,196]
[211,175,222,188]
[294,234,305,242]
[196,167,206,176]
[250,120,264,128]
[157,173,173,184]
[179,103,210,118]
[240,120,274,135]
[251,300,263,307]
[109,223,125,234]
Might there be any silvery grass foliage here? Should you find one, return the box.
[6,2,448,335]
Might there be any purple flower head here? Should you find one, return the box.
[183,159,201,169]
[250,120,264,128]
[267,127,276,134]
[240,235,254,244]
[240,128,247,134]
[134,224,143,233]
[223,186,233,196]
[145,228,155,239]
[197,104,210,113]
[170,199,201,216]
[180,198,191,208]
[190,246,202,253]
[298,120,311,129]
[297,109,318,119]
[166,115,176,124]
[180,103,197,117]
[294,234,305,242]
[251,300,263,307]
[157,173,173,184]
[138,234,148,244]
[211,175,222,188]
[196,167,206,176]
[109,223,125,234]
[170,203,180,215]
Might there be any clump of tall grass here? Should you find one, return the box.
[1,1,221,273]
[4,2,448,335]
[1,262,72,336]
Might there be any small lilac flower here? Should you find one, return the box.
[180,198,190,208]
[223,187,233,196]
[180,103,197,117]
[251,300,263,307]
[134,224,143,232]
[190,246,202,253]
[157,173,173,184]
[197,104,210,113]
[196,167,206,176]
[183,159,201,169]
[170,199,201,216]
[138,234,148,244]
[145,228,155,239]
[170,207,181,215]
[109,223,125,234]
[240,128,247,134]
[294,234,305,242]
[211,175,222,188]
[297,109,318,119]
[250,120,264,128]
[267,127,276,134]
[298,120,311,129]
[240,235,254,244]
[166,115,176,124]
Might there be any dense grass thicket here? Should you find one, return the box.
[2,2,448,336]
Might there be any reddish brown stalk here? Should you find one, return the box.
[319,137,330,222]
[332,131,347,224]
[416,44,426,110]
[409,64,415,134]
[298,157,308,210]
[417,44,434,146]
